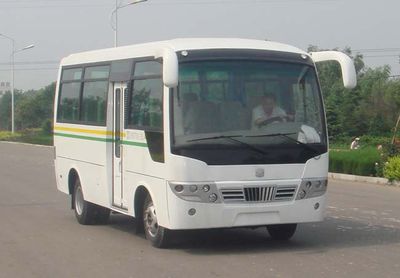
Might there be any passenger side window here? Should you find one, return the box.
[58,82,81,122]
[128,61,163,131]
[57,65,110,126]
[127,60,164,163]
[81,81,108,125]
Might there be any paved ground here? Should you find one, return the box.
[1,142,400,278]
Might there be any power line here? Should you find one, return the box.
[354,48,400,53]
[0,60,59,66]
[0,0,342,8]
[0,67,58,71]
[363,55,400,58]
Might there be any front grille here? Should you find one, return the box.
[220,189,245,201]
[274,187,297,201]
[220,185,297,203]
[244,186,275,202]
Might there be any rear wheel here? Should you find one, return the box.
[73,178,110,225]
[143,195,170,248]
[266,224,297,240]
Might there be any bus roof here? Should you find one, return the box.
[60,38,308,66]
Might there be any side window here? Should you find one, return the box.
[81,81,108,125]
[58,82,81,122]
[58,67,82,122]
[128,61,163,131]
[57,65,110,126]
[127,60,164,163]
[130,79,163,130]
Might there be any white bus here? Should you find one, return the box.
[54,38,356,247]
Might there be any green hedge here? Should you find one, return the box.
[0,129,52,146]
[329,147,380,176]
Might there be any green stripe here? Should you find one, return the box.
[54,132,113,142]
[121,140,148,147]
[54,132,148,147]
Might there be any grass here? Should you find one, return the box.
[329,147,381,176]
[0,129,53,146]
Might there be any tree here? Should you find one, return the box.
[15,82,56,130]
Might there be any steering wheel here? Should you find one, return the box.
[260,116,285,126]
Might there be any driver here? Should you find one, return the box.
[252,94,287,129]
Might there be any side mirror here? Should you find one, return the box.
[162,48,178,88]
[309,51,357,89]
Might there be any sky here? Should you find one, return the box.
[0,0,399,90]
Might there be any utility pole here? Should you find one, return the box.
[110,0,148,47]
[392,113,400,144]
[0,33,34,133]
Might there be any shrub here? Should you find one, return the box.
[383,156,400,182]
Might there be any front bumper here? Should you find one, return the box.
[166,188,326,230]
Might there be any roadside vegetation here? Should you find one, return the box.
[309,46,400,181]
[0,46,399,180]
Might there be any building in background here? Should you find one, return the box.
[0,81,10,98]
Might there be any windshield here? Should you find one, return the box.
[171,60,327,165]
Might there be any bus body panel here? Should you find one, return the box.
[123,172,169,227]
[54,147,110,208]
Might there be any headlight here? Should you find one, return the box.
[169,182,221,203]
[209,193,218,202]
[296,178,328,200]
[174,184,184,193]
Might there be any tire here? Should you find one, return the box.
[143,195,170,248]
[266,224,297,240]
[73,178,110,225]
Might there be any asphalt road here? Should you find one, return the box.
[1,142,400,278]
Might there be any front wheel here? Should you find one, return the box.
[73,178,110,225]
[266,224,297,240]
[143,195,170,248]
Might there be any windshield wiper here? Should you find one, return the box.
[246,132,320,155]
[187,135,242,143]
[187,135,269,156]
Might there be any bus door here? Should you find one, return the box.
[113,82,128,209]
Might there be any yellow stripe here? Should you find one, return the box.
[54,126,126,137]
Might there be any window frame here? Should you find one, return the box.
[57,62,111,126]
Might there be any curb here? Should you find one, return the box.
[0,141,53,149]
[328,172,400,187]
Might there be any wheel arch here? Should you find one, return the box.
[68,167,82,209]
[134,185,151,219]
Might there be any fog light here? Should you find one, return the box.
[315,180,322,189]
[314,202,320,210]
[189,185,198,192]
[174,184,184,192]
[209,193,218,202]
[203,184,210,192]
[298,189,307,199]
[188,208,196,216]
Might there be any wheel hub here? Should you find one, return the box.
[75,186,84,216]
[144,204,159,237]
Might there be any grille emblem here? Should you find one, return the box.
[255,168,264,178]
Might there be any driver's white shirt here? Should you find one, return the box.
[252,105,287,129]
